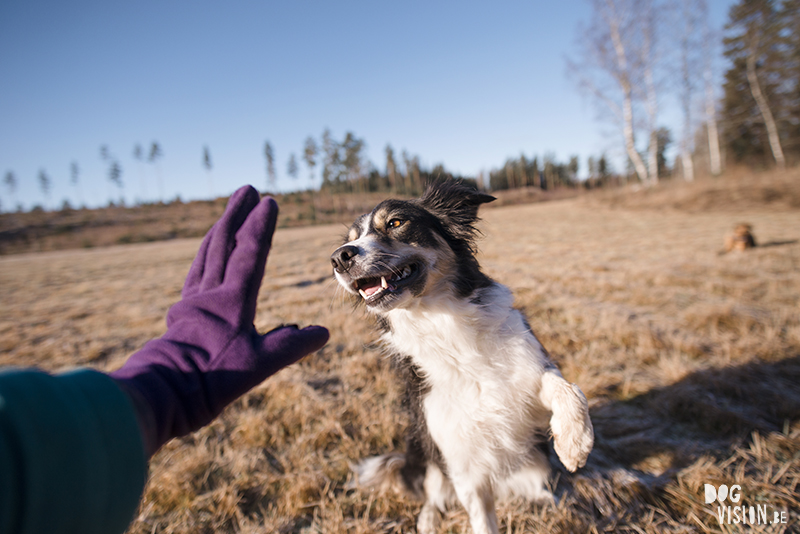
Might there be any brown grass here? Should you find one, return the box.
[1,169,799,532]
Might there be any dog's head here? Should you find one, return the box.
[331,181,495,313]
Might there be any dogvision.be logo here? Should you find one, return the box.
[704,483,789,526]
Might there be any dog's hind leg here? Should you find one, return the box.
[497,446,554,504]
[416,463,454,534]
[539,369,594,472]
[450,472,499,534]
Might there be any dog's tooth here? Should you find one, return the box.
[358,289,368,299]
[381,276,388,289]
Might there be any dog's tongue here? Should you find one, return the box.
[362,282,382,296]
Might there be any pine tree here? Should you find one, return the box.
[4,171,17,212]
[203,146,213,198]
[385,145,398,192]
[303,136,318,184]
[287,153,299,181]
[38,169,51,209]
[264,141,276,190]
[70,162,83,207]
[148,142,164,201]
[782,0,800,157]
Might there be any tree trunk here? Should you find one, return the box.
[681,152,695,182]
[702,7,722,176]
[643,16,659,185]
[622,90,650,183]
[607,0,650,183]
[704,72,722,175]
[746,45,785,169]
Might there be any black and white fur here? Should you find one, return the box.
[331,181,593,534]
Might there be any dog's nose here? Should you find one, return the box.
[331,245,359,272]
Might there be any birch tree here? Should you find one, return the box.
[723,0,786,167]
[671,0,703,181]
[568,0,655,183]
[700,0,723,175]
[640,0,661,183]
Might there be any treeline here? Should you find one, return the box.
[283,129,477,197]
[570,0,800,186]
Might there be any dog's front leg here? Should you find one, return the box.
[539,369,594,472]
[450,473,498,534]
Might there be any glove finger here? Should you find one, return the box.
[256,324,330,376]
[200,185,260,291]
[181,226,214,298]
[224,196,279,317]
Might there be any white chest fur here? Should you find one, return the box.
[383,284,552,477]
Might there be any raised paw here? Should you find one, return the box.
[550,383,594,472]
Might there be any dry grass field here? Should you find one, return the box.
[1,170,799,533]
[0,190,426,255]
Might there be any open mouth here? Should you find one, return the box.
[353,262,419,304]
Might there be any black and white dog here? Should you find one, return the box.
[331,181,593,534]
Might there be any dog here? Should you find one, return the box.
[723,223,756,253]
[331,181,594,534]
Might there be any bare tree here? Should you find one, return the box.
[641,0,661,184]
[671,0,702,181]
[568,0,653,183]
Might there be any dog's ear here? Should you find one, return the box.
[419,180,495,226]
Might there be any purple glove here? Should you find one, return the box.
[111,185,329,456]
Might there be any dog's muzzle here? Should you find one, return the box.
[331,245,359,273]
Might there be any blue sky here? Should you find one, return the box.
[0,1,735,210]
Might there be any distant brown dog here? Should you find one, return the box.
[724,223,756,253]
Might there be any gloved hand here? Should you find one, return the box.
[111,185,329,456]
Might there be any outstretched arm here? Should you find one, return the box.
[0,185,329,534]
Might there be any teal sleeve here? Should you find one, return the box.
[0,368,147,534]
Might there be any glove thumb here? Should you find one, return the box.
[257,324,330,375]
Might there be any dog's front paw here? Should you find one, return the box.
[551,383,594,472]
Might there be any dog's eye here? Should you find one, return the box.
[388,219,405,229]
